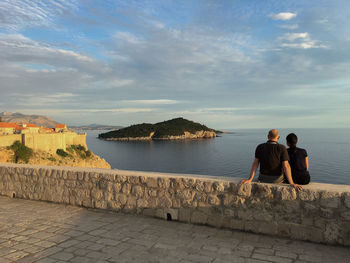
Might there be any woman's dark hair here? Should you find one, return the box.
[286,133,298,148]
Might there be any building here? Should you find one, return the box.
[55,124,68,133]
[0,122,18,135]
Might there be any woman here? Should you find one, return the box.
[286,133,310,185]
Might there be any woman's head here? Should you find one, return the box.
[286,133,298,148]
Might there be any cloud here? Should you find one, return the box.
[278,32,327,49]
[269,12,297,21]
[0,0,77,30]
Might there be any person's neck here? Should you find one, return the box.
[268,139,278,142]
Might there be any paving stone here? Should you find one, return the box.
[252,253,293,263]
[49,251,75,261]
[1,196,350,263]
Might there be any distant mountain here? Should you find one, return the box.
[0,111,58,128]
[99,117,221,140]
[70,124,124,131]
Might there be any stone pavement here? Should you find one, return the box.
[0,196,349,263]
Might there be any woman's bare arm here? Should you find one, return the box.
[305,156,309,170]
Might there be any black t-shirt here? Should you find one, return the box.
[255,141,289,176]
[287,147,308,175]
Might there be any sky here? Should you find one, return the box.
[0,0,350,129]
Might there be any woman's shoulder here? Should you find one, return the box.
[296,147,308,156]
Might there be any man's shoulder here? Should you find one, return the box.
[279,144,287,150]
[255,143,266,150]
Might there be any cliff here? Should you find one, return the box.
[0,146,110,169]
[99,117,218,141]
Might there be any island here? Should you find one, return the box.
[98,117,221,141]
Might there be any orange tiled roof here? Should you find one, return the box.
[56,124,66,128]
[0,122,17,128]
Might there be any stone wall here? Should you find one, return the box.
[0,134,22,147]
[0,133,87,153]
[0,163,349,246]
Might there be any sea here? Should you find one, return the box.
[85,129,350,185]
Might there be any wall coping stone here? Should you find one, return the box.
[1,162,349,192]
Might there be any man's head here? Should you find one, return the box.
[268,129,280,141]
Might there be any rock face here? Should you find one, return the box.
[0,147,110,169]
[105,130,217,141]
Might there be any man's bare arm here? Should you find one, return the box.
[240,158,259,184]
[283,161,302,191]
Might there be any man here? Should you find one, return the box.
[240,129,302,191]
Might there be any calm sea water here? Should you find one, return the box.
[86,129,350,185]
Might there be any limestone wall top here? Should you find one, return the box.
[1,162,350,193]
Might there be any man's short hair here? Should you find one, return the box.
[268,129,279,139]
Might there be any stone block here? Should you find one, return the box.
[208,195,220,206]
[115,174,126,183]
[343,193,350,208]
[257,221,278,235]
[207,215,223,228]
[143,208,156,217]
[290,223,323,243]
[237,209,253,220]
[145,177,158,188]
[298,189,319,201]
[277,223,291,237]
[320,208,334,219]
[158,178,170,188]
[341,211,350,220]
[237,183,251,197]
[159,196,172,208]
[121,183,131,194]
[127,175,140,184]
[179,208,191,222]
[324,222,341,244]
[212,182,224,192]
[203,181,213,193]
[182,178,196,188]
[252,210,273,222]
[131,185,143,197]
[320,191,341,208]
[115,194,127,205]
[136,198,148,208]
[252,184,273,199]
[277,187,297,201]
[191,211,208,224]
[195,181,205,192]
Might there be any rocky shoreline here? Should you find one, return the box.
[102,130,217,141]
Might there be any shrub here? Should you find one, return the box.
[86,150,92,158]
[56,149,69,157]
[9,141,33,163]
[47,157,56,162]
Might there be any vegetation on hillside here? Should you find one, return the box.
[7,141,33,163]
[98,117,218,139]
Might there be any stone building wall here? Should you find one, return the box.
[0,163,349,246]
[0,134,22,147]
[0,133,87,153]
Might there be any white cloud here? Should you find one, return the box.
[0,0,77,30]
[279,32,309,41]
[278,32,327,49]
[269,12,297,21]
